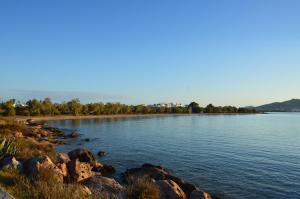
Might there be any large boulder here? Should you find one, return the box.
[83,173,124,198]
[124,163,169,181]
[24,156,63,182]
[156,179,187,199]
[0,156,23,172]
[167,175,197,197]
[67,159,92,182]
[124,164,197,197]
[189,190,213,199]
[68,148,96,166]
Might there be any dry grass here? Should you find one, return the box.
[0,124,56,161]
[0,168,91,199]
[126,177,161,199]
[14,137,56,161]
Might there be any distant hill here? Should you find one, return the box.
[255,99,300,112]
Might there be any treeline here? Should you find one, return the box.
[0,98,256,116]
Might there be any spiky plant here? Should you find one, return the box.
[0,138,18,159]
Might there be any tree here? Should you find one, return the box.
[67,99,82,116]
[3,99,16,116]
[41,98,56,115]
[188,102,202,113]
[26,99,41,116]
[204,104,214,113]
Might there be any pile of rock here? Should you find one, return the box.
[124,163,213,199]
[0,147,121,198]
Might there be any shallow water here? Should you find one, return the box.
[48,113,300,199]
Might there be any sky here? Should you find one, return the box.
[0,0,300,106]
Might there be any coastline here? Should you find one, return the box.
[1,113,260,123]
[0,118,216,199]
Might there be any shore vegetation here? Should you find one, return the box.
[0,98,257,117]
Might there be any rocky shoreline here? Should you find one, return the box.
[0,119,216,199]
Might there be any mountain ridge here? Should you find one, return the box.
[255,99,300,112]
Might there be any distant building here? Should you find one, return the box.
[151,102,185,108]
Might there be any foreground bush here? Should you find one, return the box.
[126,177,161,199]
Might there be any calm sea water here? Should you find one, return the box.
[48,113,300,199]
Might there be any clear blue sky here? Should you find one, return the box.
[1,0,299,106]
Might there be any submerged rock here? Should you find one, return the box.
[69,132,80,138]
[97,151,107,157]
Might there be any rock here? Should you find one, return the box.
[43,127,65,137]
[56,153,70,164]
[124,164,197,197]
[67,159,92,182]
[0,156,23,171]
[0,187,15,199]
[167,175,197,197]
[102,164,116,174]
[82,185,92,195]
[69,132,80,138]
[13,131,23,138]
[68,148,96,166]
[24,156,63,182]
[92,162,116,174]
[124,163,169,181]
[97,151,107,157]
[156,179,187,199]
[189,190,213,199]
[56,163,68,177]
[83,173,124,198]
[91,162,104,173]
[50,140,66,145]
[38,130,49,137]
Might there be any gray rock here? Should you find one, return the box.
[24,155,63,182]
[0,187,15,199]
[0,156,23,172]
[83,173,124,198]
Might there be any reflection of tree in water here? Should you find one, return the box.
[71,119,81,126]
